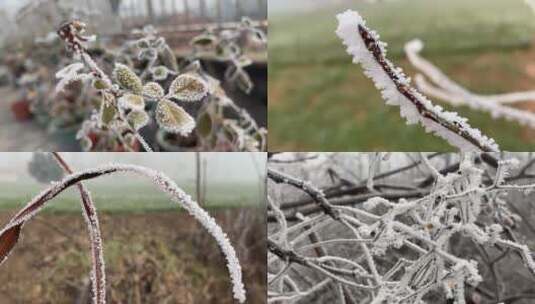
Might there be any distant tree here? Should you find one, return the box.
[27,152,64,184]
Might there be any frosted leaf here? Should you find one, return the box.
[126,110,149,130]
[155,99,196,135]
[196,111,213,138]
[168,74,209,102]
[151,65,169,81]
[236,56,253,68]
[55,62,88,94]
[142,82,164,100]
[56,62,84,79]
[112,63,143,94]
[118,93,145,111]
[99,92,117,126]
[80,136,93,151]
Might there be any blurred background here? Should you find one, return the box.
[0,152,266,303]
[0,0,267,151]
[268,0,535,151]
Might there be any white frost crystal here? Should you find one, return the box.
[335,10,499,152]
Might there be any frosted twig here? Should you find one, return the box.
[51,153,106,304]
[268,153,535,303]
[336,10,499,152]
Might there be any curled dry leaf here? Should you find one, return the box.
[156,99,195,135]
[0,225,21,265]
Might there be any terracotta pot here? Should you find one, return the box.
[11,99,33,121]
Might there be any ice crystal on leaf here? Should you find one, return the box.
[55,62,88,93]
[150,65,169,81]
[168,74,209,102]
[126,110,150,131]
[99,92,117,126]
[142,82,165,101]
[112,63,143,95]
[118,93,145,111]
[335,10,499,152]
[155,99,195,135]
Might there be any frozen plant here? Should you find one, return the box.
[268,153,535,304]
[0,153,246,303]
[335,10,499,152]
[56,20,209,152]
[55,20,265,152]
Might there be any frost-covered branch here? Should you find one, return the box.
[51,153,105,304]
[0,163,246,303]
[336,10,499,152]
[268,153,535,303]
[404,39,535,129]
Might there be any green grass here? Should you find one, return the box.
[268,0,535,151]
[0,182,263,213]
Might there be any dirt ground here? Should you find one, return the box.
[0,208,266,304]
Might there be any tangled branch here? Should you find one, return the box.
[268,153,535,304]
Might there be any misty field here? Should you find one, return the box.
[268,0,535,150]
[0,181,262,212]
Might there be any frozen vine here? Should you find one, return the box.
[0,160,246,303]
[336,10,499,152]
[268,153,535,304]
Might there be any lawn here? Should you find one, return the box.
[0,181,263,213]
[268,0,535,151]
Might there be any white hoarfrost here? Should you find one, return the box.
[335,10,499,152]
[0,164,246,303]
[268,153,535,303]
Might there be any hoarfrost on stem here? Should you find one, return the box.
[0,163,246,303]
[335,10,499,152]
